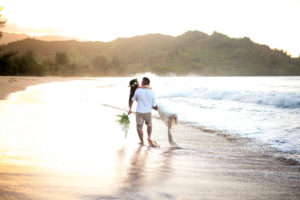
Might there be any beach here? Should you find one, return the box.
[0,76,299,200]
[0,76,83,100]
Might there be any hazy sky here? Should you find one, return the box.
[1,0,300,57]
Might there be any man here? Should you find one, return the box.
[128,77,158,146]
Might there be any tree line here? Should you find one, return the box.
[0,9,122,76]
[0,50,124,76]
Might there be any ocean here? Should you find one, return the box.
[91,75,300,161]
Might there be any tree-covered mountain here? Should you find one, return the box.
[0,32,29,45]
[1,30,300,76]
[0,32,85,45]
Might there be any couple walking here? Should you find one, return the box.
[128,77,158,146]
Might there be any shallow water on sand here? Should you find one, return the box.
[0,79,300,200]
[94,76,300,161]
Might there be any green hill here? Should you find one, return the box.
[0,32,85,45]
[1,30,300,76]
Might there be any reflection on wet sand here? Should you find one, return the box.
[89,145,174,200]
[118,146,149,198]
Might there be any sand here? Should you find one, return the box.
[0,76,299,200]
[0,76,81,100]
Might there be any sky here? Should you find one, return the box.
[1,0,300,57]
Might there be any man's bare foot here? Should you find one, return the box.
[148,139,159,147]
[139,142,144,146]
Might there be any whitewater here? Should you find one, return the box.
[90,75,300,161]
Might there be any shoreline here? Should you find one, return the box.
[145,116,300,199]
[188,123,300,165]
[1,75,299,166]
[0,76,299,199]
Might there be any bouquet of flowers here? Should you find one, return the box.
[116,113,130,138]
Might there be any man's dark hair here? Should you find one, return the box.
[142,77,150,85]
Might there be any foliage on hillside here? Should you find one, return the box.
[0,30,300,76]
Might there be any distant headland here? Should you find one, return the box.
[1,30,300,76]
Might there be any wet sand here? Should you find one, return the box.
[0,77,299,200]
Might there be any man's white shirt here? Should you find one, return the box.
[131,88,157,113]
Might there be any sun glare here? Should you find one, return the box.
[1,0,300,56]
[2,81,131,174]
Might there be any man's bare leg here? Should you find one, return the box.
[137,129,144,145]
[147,126,152,140]
[147,126,159,147]
[147,126,154,146]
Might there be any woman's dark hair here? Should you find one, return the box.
[129,79,138,106]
